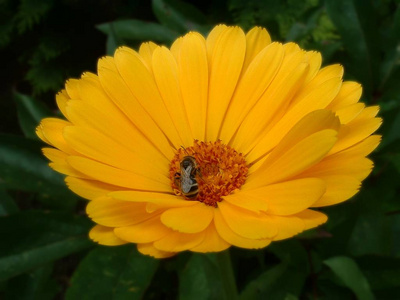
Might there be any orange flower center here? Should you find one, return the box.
[169,140,248,207]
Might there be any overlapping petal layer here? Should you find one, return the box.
[37,25,381,258]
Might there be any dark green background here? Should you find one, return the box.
[0,0,399,299]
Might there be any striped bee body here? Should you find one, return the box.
[175,156,200,199]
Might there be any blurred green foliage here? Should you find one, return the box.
[0,0,400,299]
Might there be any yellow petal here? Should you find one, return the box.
[97,57,174,158]
[243,26,271,71]
[65,79,81,100]
[42,148,87,178]
[109,191,196,210]
[160,202,214,233]
[218,202,277,239]
[233,61,309,154]
[335,103,365,124]
[249,110,340,168]
[336,134,381,157]
[152,46,193,146]
[270,215,305,241]
[251,77,342,160]
[77,76,127,123]
[114,47,182,148]
[65,99,167,167]
[138,41,158,72]
[355,106,380,120]
[42,147,66,163]
[63,126,168,183]
[89,225,127,246]
[283,42,301,54]
[214,209,271,249]
[289,64,343,110]
[220,42,284,142]
[206,24,228,61]
[65,177,120,200]
[81,71,98,79]
[114,216,171,243]
[302,153,374,182]
[304,64,343,91]
[223,190,269,213]
[78,75,159,156]
[290,77,342,116]
[76,75,164,151]
[137,243,175,258]
[176,32,209,140]
[55,90,69,119]
[303,51,322,84]
[67,156,171,192]
[153,231,205,252]
[295,209,328,230]
[246,129,338,189]
[310,176,360,207]
[170,36,183,60]
[190,223,230,252]
[328,81,362,111]
[39,118,78,155]
[36,126,51,144]
[229,47,308,141]
[330,117,382,154]
[48,162,81,178]
[207,26,246,141]
[244,178,325,215]
[87,197,154,227]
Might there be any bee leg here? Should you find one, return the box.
[195,168,203,181]
[174,172,181,186]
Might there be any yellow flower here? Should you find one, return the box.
[36,25,381,258]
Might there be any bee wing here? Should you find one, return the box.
[182,165,192,176]
[181,175,194,193]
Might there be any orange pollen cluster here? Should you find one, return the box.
[169,140,248,207]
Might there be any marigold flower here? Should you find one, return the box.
[36,25,381,258]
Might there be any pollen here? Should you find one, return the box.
[169,140,248,207]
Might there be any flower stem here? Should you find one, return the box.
[216,250,239,300]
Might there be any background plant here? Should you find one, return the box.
[0,0,399,299]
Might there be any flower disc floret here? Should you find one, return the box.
[170,140,248,207]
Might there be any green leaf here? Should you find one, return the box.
[0,189,19,216]
[324,256,375,300]
[378,6,400,90]
[381,107,400,148]
[179,253,225,300]
[97,19,180,45]
[318,279,355,300]
[152,0,209,34]
[66,245,159,300]
[285,8,322,42]
[3,264,60,300]
[25,62,65,94]
[14,92,52,140]
[260,241,309,298]
[0,211,93,281]
[325,0,379,97]
[358,255,400,291]
[105,31,119,55]
[15,0,54,34]
[317,201,359,257]
[240,261,289,299]
[348,211,394,256]
[0,134,78,210]
[394,5,400,42]
[268,240,309,271]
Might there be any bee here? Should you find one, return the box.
[174,156,200,199]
